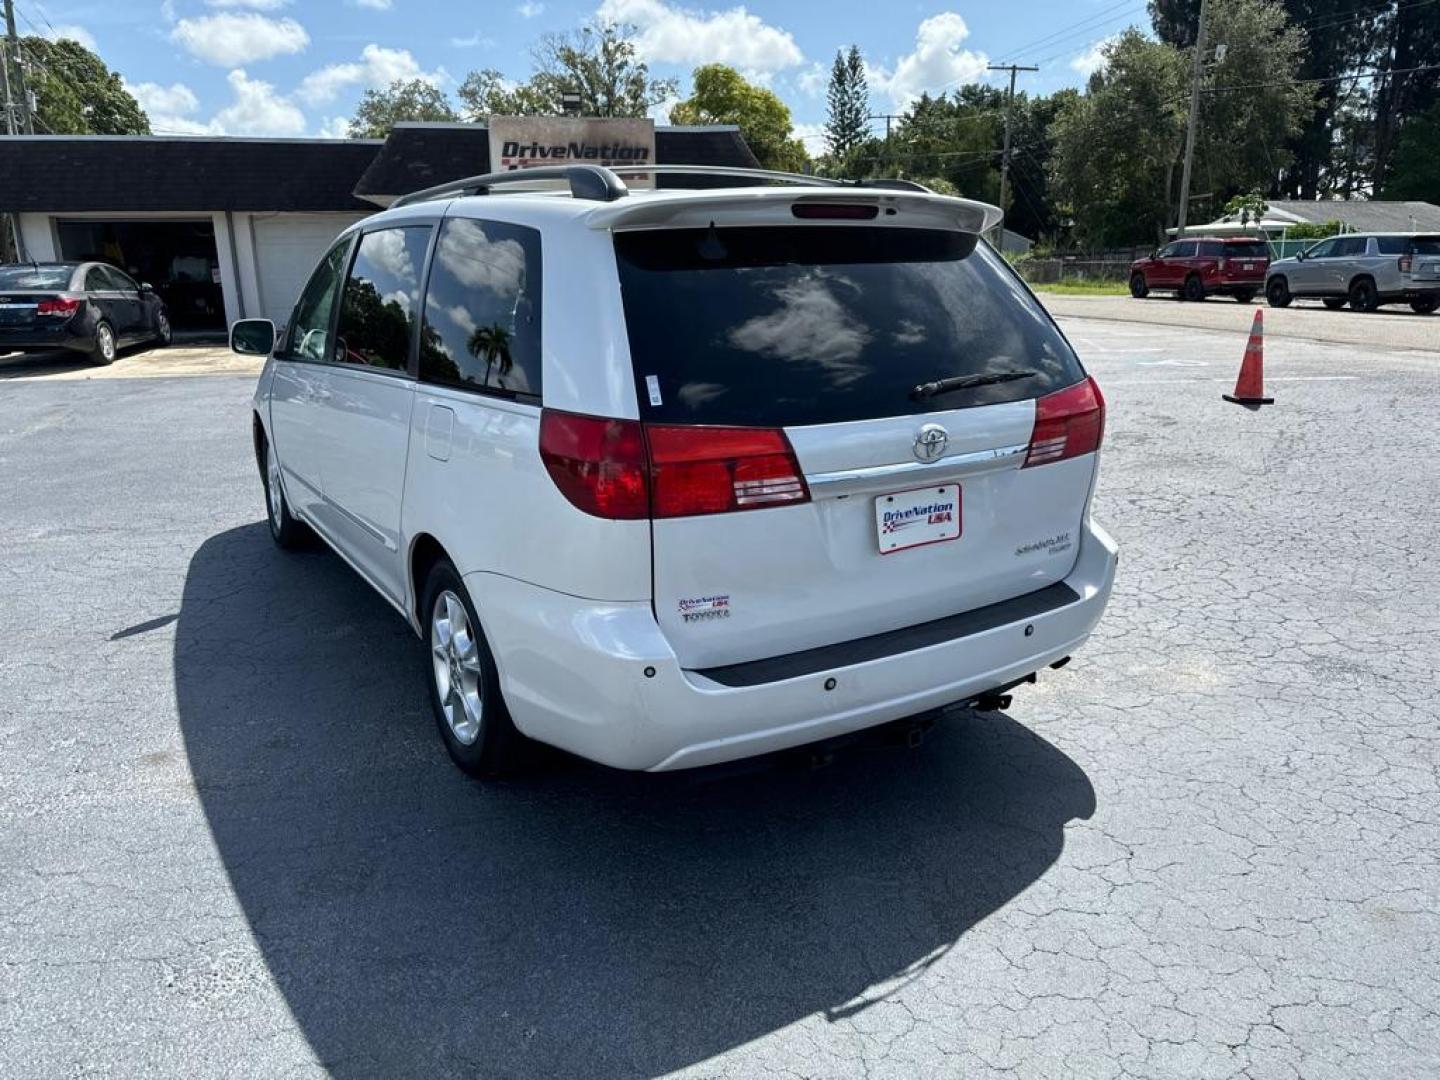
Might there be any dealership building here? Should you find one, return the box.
[0,122,758,333]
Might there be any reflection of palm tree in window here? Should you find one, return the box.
[467,322,512,387]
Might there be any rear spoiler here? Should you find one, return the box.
[585,187,1002,236]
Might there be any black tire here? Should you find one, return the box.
[1410,297,1438,315]
[422,560,525,777]
[1182,274,1205,302]
[90,320,118,365]
[1322,297,1347,310]
[259,427,309,550]
[1234,290,1255,304]
[1129,272,1149,298]
[1348,277,1379,312]
[1266,277,1292,308]
[153,309,173,346]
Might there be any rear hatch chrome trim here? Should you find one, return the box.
[806,443,1028,499]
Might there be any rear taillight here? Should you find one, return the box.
[539,410,810,520]
[538,411,649,519]
[36,297,81,317]
[1399,255,1413,273]
[647,425,808,517]
[1024,376,1105,468]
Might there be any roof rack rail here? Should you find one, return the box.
[606,165,933,194]
[392,164,629,207]
[606,164,844,187]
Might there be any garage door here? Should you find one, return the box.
[253,214,369,325]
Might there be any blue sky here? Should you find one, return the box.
[20,0,1151,148]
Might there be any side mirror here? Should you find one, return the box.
[139,282,155,293]
[230,318,276,356]
[1295,250,1305,261]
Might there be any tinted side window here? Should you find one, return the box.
[283,238,352,362]
[1376,236,1408,255]
[1173,241,1198,257]
[84,267,108,290]
[1334,237,1368,257]
[334,226,431,372]
[1307,239,1338,258]
[418,217,543,399]
[1198,241,1223,257]
[99,266,136,290]
[1158,244,1181,259]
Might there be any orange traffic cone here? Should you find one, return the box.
[1223,309,1274,406]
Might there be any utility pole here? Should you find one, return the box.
[866,113,901,175]
[1176,0,1209,235]
[3,0,30,134]
[988,63,1038,244]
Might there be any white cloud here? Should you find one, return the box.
[450,31,495,47]
[1069,36,1118,78]
[44,24,97,49]
[171,13,309,67]
[206,0,289,9]
[869,12,988,110]
[354,0,392,8]
[597,0,804,77]
[518,1,545,15]
[792,122,826,157]
[125,80,201,117]
[296,44,441,106]
[317,115,353,138]
[796,61,826,98]
[213,69,307,135]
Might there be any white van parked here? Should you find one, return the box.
[230,165,1118,776]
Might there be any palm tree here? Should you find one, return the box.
[466,323,513,387]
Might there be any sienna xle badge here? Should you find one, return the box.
[230,163,1118,777]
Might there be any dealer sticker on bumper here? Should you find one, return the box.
[876,485,961,554]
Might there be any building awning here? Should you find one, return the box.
[0,136,385,213]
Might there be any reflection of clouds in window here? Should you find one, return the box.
[677,382,727,410]
[892,319,926,346]
[728,273,872,386]
[446,304,476,334]
[438,218,525,296]
[365,229,418,287]
[381,289,410,310]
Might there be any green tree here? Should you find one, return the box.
[350,79,458,137]
[1379,101,1440,202]
[457,23,674,120]
[1049,30,1189,248]
[670,63,807,171]
[21,35,148,134]
[1283,219,1343,240]
[1223,191,1269,228]
[1191,0,1316,212]
[824,46,869,165]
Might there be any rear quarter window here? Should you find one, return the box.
[613,226,1085,427]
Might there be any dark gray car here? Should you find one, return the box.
[0,261,173,364]
[1265,233,1440,313]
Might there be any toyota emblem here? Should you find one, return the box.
[913,423,949,463]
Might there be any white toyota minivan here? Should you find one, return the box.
[231,165,1118,777]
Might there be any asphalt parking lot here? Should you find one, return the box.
[2,313,1438,1079]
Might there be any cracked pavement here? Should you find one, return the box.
[1,317,1437,1078]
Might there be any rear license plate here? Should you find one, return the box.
[1241,262,1255,270]
[876,484,961,554]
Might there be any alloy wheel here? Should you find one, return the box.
[431,590,485,746]
[97,324,116,361]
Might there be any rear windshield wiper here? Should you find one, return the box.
[910,369,1038,400]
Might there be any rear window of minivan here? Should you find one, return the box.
[613,227,1085,427]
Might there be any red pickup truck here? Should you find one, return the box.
[1129,237,1271,302]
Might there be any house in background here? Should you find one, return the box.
[1175,199,1440,240]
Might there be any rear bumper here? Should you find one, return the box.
[0,323,92,353]
[470,517,1119,771]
